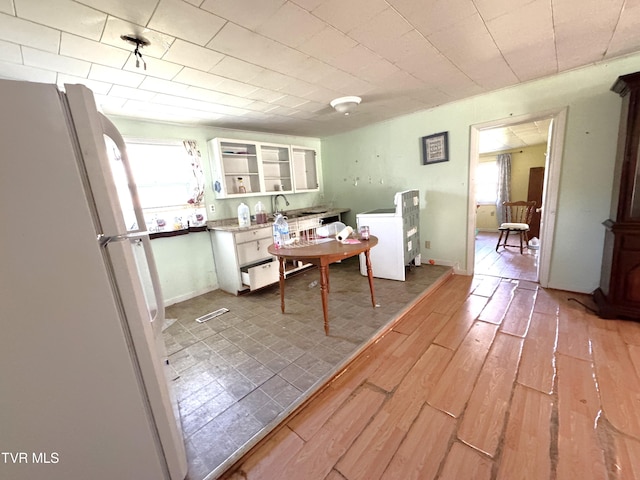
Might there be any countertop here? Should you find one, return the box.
[207,207,349,232]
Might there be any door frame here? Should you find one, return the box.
[466,107,568,287]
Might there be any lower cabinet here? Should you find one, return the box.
[210,226,278,295]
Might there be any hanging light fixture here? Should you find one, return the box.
[120,34,150,70]
[330,96,362,115]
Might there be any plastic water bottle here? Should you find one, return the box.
[273,214,290,248]
[237,202,250,228]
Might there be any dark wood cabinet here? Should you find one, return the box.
[594,72,640,319]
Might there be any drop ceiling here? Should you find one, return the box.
[0,0,638,138]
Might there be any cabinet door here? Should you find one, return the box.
[209,138,260,198]
[292,146,319,192]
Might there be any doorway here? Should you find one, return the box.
[467,108,568,286]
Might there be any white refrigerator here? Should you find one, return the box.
[0,80,187,480]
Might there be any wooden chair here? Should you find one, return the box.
[495,201,537,254]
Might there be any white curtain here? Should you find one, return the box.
[183,140,205,206]
[495,153,512,224]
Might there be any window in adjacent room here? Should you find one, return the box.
[475,159,498,204]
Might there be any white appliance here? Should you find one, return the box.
[0,80,187,480]
[357,190,421,281]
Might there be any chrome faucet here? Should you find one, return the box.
[272,194,290,214]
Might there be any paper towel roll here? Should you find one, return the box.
[336,226,353,242]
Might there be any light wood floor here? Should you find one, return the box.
[474,231,537,282]
[221,273,640,480]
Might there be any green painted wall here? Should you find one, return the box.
[322,53,640,293]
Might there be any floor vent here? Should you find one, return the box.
[195,308,229,323]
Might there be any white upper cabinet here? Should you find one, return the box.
[209,138,317,198]
[209,139,260,198]
[259,142,293,194]
[292,146,319,192]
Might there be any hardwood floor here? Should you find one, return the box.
[475,231,537,282]
[220,273,640,480]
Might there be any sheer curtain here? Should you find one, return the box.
[495,153,512,224]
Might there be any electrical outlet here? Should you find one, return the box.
[425,240,431,249]
[208,204,216,213]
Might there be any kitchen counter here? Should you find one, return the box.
[206,207,349,232]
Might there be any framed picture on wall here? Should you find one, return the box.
[421,131,449,165]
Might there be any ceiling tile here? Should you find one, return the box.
[173,67,225,90]
[371,29,432,64]
[487,0,557,81]
[148,0,226,46]
[109,84,157,101]
[247,68,293,91]
[200,0,285,30]
[88,63,145,87]
[102,16,175,58]
[290,0,326,10]
[0,13,60,53]
[162,40,224,71]
[427,13,518,89]
[331,44,382,75]
[311,0,388,34]
[356,59,400,84]
[554,0,624,69]
[473,0,533,22]
[182,86,254,108]
[207,23,277,67]
[271,94,309,108]
[57,73,113,95]
[75,0,159,25]
[213,78,259,97]
[61,33,129,69]
[23,47,91,77]
[0,60,57,83]
[109,99,224,122]
[0,0,14,14]
[348,8,413,54]
[0,39,21,63]
[138,76,191,96]
[255,2,326,48]
[122,54,183,80]
[245,88,286,103]
[389,0,477,36]
[288,57,339,84]
[297,26,357,63]
[93,94,127,111]
[607,0,640,58]
[208,57,264,84]
[15,0,107,41]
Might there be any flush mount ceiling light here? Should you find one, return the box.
[330,96,362,115]
[120,34,150,70]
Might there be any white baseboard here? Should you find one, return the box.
[164,286,218,307]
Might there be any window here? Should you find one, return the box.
[124,139,206,232]
[476,160,498,204]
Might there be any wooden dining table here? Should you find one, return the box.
[267,236,378,335]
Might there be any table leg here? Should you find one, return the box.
[364,249,377,308]
[319,264,330,335]
[278,256,285,313]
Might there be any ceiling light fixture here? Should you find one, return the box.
[120,34,150,70]
[330,96,361,115]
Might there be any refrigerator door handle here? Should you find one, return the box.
[99,114,147,232]
[99,113,165,331]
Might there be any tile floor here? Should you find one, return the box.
[163,257,450,480]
